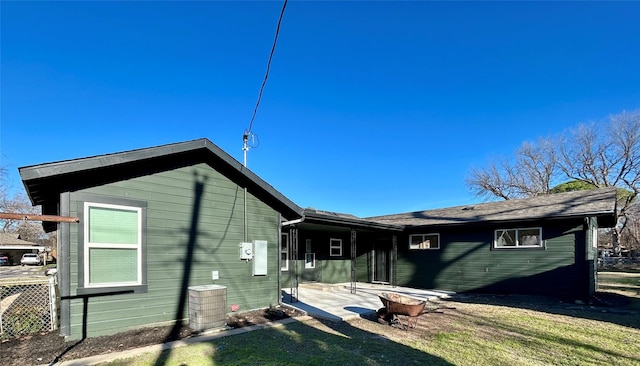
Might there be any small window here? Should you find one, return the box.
[409,234,440,250]
[84,202,143,287]
[305,253,316,269]
[281,233,289,271]
[330,238,342,256]
[494,227,543,248]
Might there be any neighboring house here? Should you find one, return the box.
[19,138,617,339]
[0,232,45,265]
[19,139,304,339]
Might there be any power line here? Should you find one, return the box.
[246,0,288,136]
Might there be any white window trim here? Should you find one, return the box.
[281,232,289,271]
[409,233,440,250]
[330,238,342,257]
[83,202,143,288]
[494,227,543,249]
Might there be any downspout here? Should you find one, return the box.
[244,187,248,242]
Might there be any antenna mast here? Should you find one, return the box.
[243,133,249,167]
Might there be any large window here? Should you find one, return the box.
[409,234,440,250]
[281,232,289,271]
[81,200,146,292]
[329,238,342,257]
[494,227,543,248]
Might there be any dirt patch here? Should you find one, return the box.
[0,305,303,366]
[349,290,640,344]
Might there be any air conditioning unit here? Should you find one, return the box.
[188,284,227,332]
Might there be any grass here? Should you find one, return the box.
[104,320,451,366]
[598,271,640,287]
[101,273,640,366]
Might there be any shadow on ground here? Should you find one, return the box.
[452,290,640,329]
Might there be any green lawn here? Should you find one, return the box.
[101,273,640,366]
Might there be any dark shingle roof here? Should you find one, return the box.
[19,138,304,221]
[366,187,617,227]
[303,208,403,231]
[0,233,39,246]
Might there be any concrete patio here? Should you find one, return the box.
[282,282,454,322]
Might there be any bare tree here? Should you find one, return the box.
[467,110,640,255]
[0,164,54,247]
[466,137,558,200]
[620,205,640,255]
[467,157,518,200]
[557,110,640,253]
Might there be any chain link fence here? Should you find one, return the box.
[0,276,58,339]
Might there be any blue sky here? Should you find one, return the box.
[1,1,639,217]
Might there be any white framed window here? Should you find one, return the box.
[84,202,143,288]
[281,232,289,271]
[409,234,440,250]
[494,227,543,248]
[305,253,316,269]
[330,238,342,257]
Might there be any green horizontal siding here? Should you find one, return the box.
[395,222,584,298]
[66,163,280,338]
[319,259,351,283]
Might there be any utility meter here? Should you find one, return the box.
[239,242,253,260]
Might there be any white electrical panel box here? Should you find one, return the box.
[252,240,268,276]
[240,242,253,260]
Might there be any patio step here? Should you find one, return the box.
[298,283,346,291]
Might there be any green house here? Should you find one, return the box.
[20,138,617,339]
[284,189,616,301]
[20,139,303,339]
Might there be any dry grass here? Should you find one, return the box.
[103,275,640,366]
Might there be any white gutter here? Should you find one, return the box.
[0,245,46,251]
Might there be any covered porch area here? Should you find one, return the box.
[281,282,454,322]
[280,209,405,299]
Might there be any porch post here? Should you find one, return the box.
[289,227,299,302]
[392,234,397,287]
[350,229,357,294]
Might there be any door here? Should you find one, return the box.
[373,239,390,283]
[302,239,318,282]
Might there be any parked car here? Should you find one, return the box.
[20,253,41,266]
[0,256,10,266]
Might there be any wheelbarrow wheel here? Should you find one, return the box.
[376,307,393,325]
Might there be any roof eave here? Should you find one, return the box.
[400,209,617,229]
[304,212,404,231]
[19,138,304,219]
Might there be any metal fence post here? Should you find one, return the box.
[1,284,4,335]
[49,276,58,331]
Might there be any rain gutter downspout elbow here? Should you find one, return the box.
[281,215,305,227]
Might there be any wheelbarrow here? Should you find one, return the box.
[377,292,426,330]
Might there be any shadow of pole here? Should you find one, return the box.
[52,290,134,365]
[154,174,206,366]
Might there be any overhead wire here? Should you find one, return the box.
[246,0,288,136]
